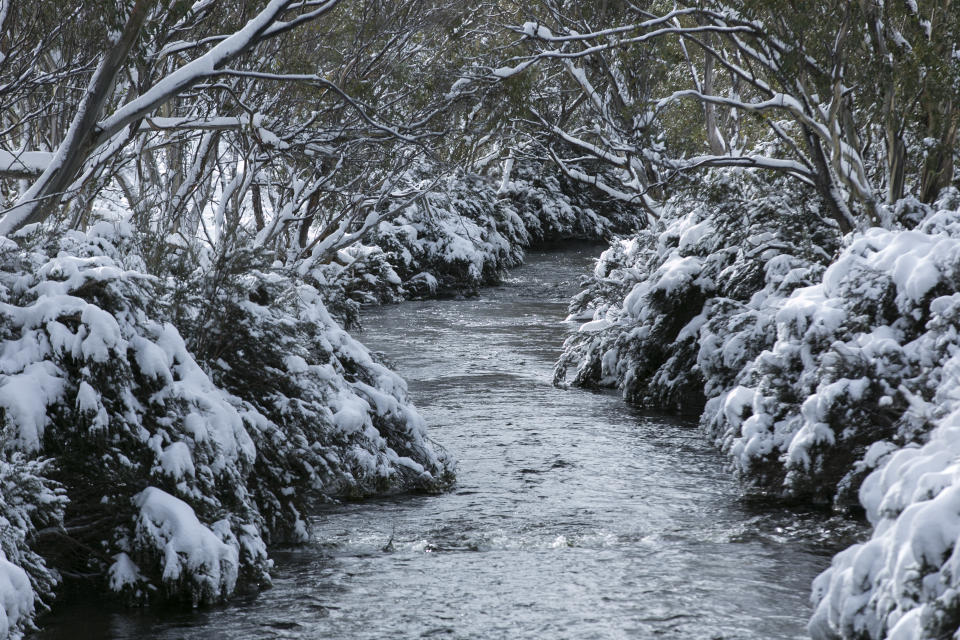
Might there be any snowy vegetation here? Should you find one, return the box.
[0,220,452,630]
[555,168,838,412]
[358,161,632,302]
[1,0,960,638]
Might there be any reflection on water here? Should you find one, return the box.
[35,245,861,639]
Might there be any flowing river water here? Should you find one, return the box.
[37,245,860,639]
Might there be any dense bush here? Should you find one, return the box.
[364,162,635,300]
[802,192,960,640]
[810,399,960,640]
[0,454,63,639]
[554,169,836,411]
[0,221,452,628]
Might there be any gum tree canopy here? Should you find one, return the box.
[0,0,473,262]
[480,0,959,232]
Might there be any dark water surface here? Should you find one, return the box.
[36,245,859,639]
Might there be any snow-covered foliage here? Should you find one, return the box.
[559,178,960,638]
[799,193,960,640]
[309,244,407,329]
[168,241,452,523]
[555,169,836,410]
[0,549,33,640]
[699,190,960,509]
[0,455,63,639]
[0,221,452,623]
[810,403,960,639]
[557,175,960,507]
[365,162,633,299]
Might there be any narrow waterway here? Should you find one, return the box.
[37,245,858,639]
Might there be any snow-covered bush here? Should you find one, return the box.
[0,220,452,624]
[809,334,960,639]
[369,170,527,297]
[0,223,272,605]
[555,169,960,638]
[367,162,632,299]
[307,244,406,330]
[0,550,33,640]
[500,162,635,244]
[555,169,836,411]
[557,174,960,514]
[788,194,960,640]
[707,191,960,507]
[809,401,960,639]
[169,242,452,537]
[0,455,63,639]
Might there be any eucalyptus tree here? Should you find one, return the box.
[0,0,480,270]
[484,0,960,231]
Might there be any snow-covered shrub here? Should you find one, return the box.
[555,172,960,637]
[707,193,960,507]
[0,455,64,639]
[0,223,269,605]
[370,170,527,296]
[0,220,452,623]
[366,162,633,299]
[560,178,960,509]
[499,162,635,244]
[555,169,835,411]
[809,358,960,639]
[0,550,33,640]
[308,244,406,330]
[169,241,452,542]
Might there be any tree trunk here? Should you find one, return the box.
[702,37,725,156]
[920,99,957,204]
[804,126,854,234]
[0,0,156,236]
[886,132,906,205]
[252,184,265,231]
[298,190,322,249]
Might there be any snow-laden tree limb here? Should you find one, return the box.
[489,2,937,231]
[0,0,342,236]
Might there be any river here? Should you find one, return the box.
[35,245,859,639]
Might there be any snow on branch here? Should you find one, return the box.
[0,151,54,178]
[95,0,341,143]
[672,154,815,185]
